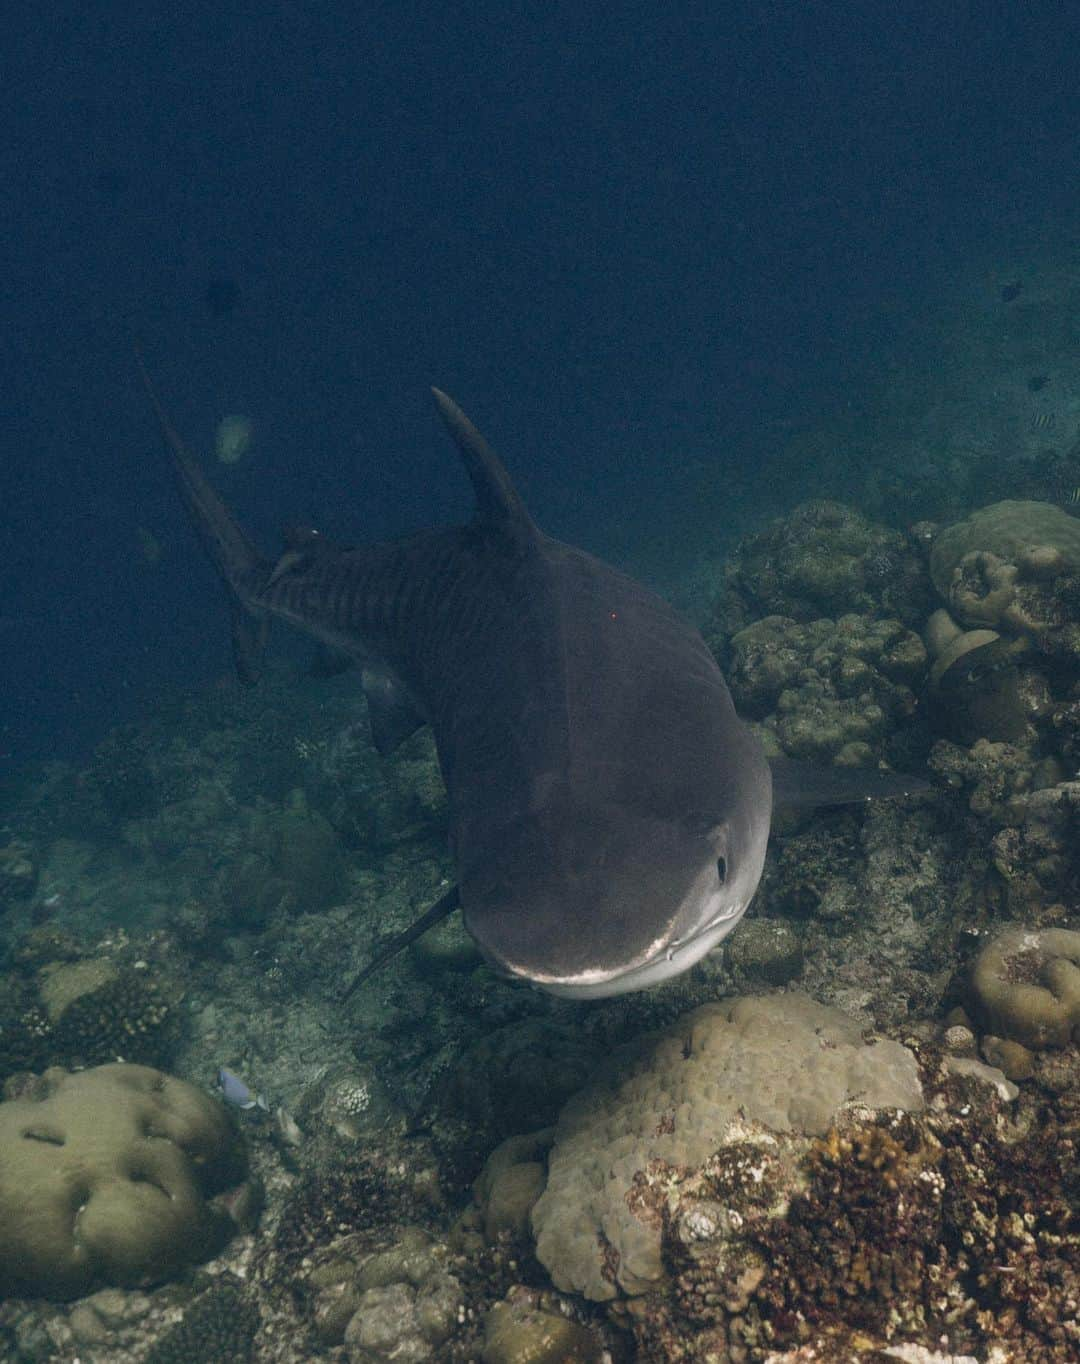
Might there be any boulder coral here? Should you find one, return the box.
[481,1287,601,1363]
[529,993,923,1302]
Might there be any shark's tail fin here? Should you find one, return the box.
[136,351,271,684]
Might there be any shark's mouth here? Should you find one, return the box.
[508,899,749,1000]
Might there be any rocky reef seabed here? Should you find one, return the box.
[2,472,1080,1360]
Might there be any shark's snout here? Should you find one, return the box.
[460,801,757,999]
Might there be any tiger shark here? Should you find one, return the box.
[141,364,924,999]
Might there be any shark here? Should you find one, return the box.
[141,363,925,1000]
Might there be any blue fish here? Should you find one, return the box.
[217,1067,268,1112]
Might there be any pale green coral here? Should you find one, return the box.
[707,499,931,639]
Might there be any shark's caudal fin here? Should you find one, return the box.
[770,757,931,808]
[136,352,271,684]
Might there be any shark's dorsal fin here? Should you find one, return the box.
[431,389,537,541]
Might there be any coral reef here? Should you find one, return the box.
[4,449,1080,1363]
[87,727,163,822]
[631,1081,1080,1363]
[0,1063,247,1299]
[0,839,36,911]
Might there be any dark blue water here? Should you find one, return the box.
[3,1,1079,763]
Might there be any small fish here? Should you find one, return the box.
[136,525,163,565]
[217,1067,269,1112]
[1063,485,1080,506]
[274,1105,303,1146]
[1031,411,1056,432]
[215,414,254,465]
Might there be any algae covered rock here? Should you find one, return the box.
[435,1018,603,1145]
[530,992,923,1301]
[0,1063,246,1299]
[723,917,804,986]
[923,612,1031,744]
[144,1279,258,1364]
[727,613,925,763]
[224,787,348,928]
[710,500,931,635]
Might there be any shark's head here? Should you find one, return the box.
[459,783,771,999]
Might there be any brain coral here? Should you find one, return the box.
[0,1063,246,1299]
[530,992,923,1302]
[969,926,1080,1049]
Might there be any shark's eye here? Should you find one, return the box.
[716,857,727,885]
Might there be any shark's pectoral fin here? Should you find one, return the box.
[341,884,461,1000]
[769,756,931,809]
[230,603,268,686]
[361,664,427,757]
